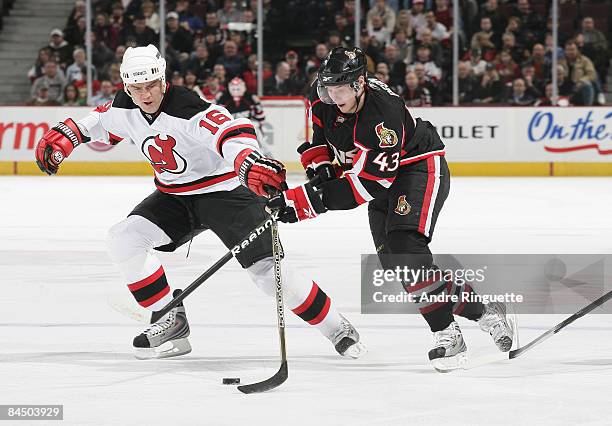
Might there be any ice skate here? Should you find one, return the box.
[428,321,467,372]
[329,314,367,359]
[133,290,191,360]
[478,302,515,352]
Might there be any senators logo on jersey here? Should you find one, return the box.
[141,134,187,174]
[375,122,398,148]
[394,195,411,215]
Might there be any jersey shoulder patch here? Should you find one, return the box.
[163,86,211,120]
[111,90,137,109]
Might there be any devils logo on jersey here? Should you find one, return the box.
[375,122,398,148]
[141,134,187,174]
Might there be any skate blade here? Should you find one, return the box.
[134,338,192,360]
[431,351,468,373]
[341,342,367,359]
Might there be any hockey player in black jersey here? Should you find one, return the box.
[34,45,365,361]
[268,46,514,372]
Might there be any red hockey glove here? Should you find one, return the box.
[235,148,287,197]
[35,118,84,175]
[297,141,340,182]
[266,182,327,223]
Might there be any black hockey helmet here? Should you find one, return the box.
[317,46,367,104]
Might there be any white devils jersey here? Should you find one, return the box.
[76,85,260,195]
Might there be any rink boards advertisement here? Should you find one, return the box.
[0,102,611,175]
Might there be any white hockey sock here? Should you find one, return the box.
[247,258,343,338]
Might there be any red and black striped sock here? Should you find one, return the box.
[127,265,172,311]
[292,281,332,325]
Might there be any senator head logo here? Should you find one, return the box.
[394,195,411,216]
[141,134,187,174]
[375,122,398,148]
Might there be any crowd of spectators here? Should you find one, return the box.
[25,0,611,107]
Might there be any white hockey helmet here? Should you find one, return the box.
[228,77,246,98]
[120,44,166,94]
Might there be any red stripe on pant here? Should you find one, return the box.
[419,281,453,314]
[417,156,436,235]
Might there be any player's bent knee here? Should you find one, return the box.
[106,216,169,264]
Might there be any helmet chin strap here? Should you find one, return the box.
[349,80,364,114]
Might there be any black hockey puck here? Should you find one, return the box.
[222,377,240,385]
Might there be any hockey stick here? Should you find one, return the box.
[238,217,288,394]
[509,288,612,359]
[152,210,280,320]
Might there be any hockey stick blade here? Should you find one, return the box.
[509,288,612,359]
[237,361,288,394]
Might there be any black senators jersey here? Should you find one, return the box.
[308,78,446,210]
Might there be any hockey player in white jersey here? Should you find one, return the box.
[34,45,365,360]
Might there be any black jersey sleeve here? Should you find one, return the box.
[320,105,405,210]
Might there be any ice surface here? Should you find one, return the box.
[1,176,611,426]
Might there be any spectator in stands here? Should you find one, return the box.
[408,45,442,82]
[28,48,53,83]
[434,0,453,30]
[184,69,205,99]
[88,31,114,72]
[467,48,487,77]
[65,15,87,46]
[264,61,299,95]
[422,11,449,43]
[122,14,158,48]
[391,29,413,64]
[166,11,193,54]
[90,80,115,106]
[110,2,124,30]
[412,62,440,104]
[100,45,125,80]
[402,71,432,107]
[31,61,66,103]
[285,50,307,93]
[213,63,228,88]
[366,0,396,34]
[184,44,215,83]
[62,84,83,106]
[141,0,160,33]
[554,65,581,105]
[242,54,261,94]
[171,71,185,87]
[375,62,391,86]
[332,13,354,46]
[107,63,123,91]
[368,14,392,46]
[579,17,609,88]
[394,9,413,39]
[202,75,224,100]
[504,17,525,51]
[457,61,478,104]
[94,12,120,51]
[506,78,536,106]
[27,84,60,106]
[65,0,85,31]
[175,0,204,31]
[530,43,549,81]
[520,62,543,98]
[409,0,427,34]
[558,39,598,106]
[544,33,564,64]
[327,31,344,50]
[476,0,506,36]
[383,44,407,88]
[470,17,498,62]
[535,82,571,107]
[342,0,358,27]
[217,0,242,26]
[66,48,96,84]
[46,29,73,70]
[495,49,520,84]
[501,32,523,64]
[473,63,504,103]
[216,40,244,80]
[205,11,225,45]
[511,0,543,47]
[417,28,443,67]
[360,30,383,66]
